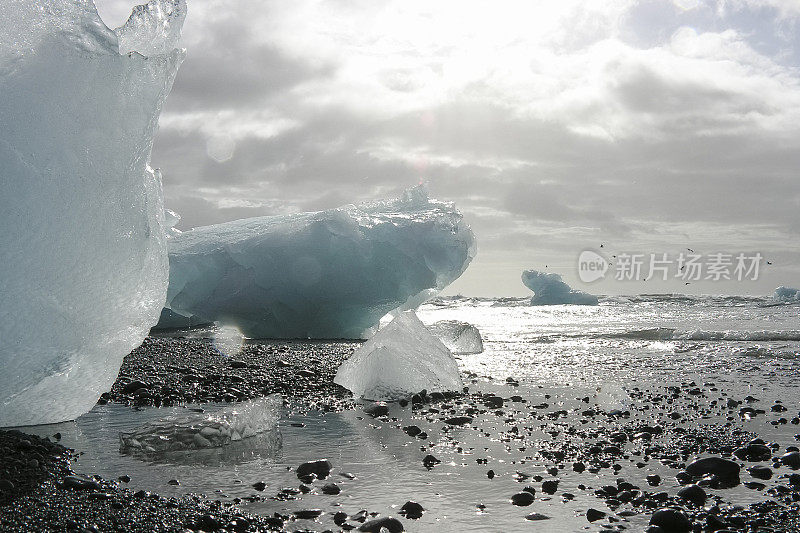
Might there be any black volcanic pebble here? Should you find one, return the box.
[445,416,473,425]
[685,457,740,481]
[296,459,332,481]
[780,451,800,469]
[294,509,323,519]
[252,481,266,491]
[358,516,404,532]
[541,480,559,494]
[647,474,662,486]
[510,492,535,506]
[363,403,389,417]
[747,465,772,480]
[422,455,440,468]
[676,484,706,506]
[586,508,606,522]
[61,475,101,491]
[525,513,550,521]
[649,508,692,532]
[321,483,340,495]
[734,443,772,462]
[403,425,421,437]
[399,501,424,519]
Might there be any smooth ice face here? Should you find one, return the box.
[772,286,799,302]
[521,270,599,306]
[334,311,464,401]
[120,394,282,454]
[428,320,484,354]
[0,0,185,427]
[163,187,476,339]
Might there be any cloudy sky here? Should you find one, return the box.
[97,0,799,296]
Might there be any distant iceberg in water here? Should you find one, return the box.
[334,311,464,401]
[159,187,476,339]
[0,0,185,426]
[772,286,800,302]
[521,270,598,306]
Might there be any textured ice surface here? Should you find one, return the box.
[521,270,599,306]
[773,286,799,302]
[334,311,464,401]
[120,395,282,454]
[162,187,476,339]
[0,0,185,426]
[428,320,484,354]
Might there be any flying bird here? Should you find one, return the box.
[687,248,694,253]
[767,261,773,265]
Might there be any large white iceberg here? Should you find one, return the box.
[120,394,282,454]
[772,286,800,302]
[334,311,464,401]
[428,320,484,354]
[521,270,599,305]
[0,0,185,427]
[162,187,476,339]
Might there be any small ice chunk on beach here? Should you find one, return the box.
[334,311,463,401]
[428,320,484,354]
[772,286,800,302]
[521,270,598,306]
[161,186,476,339]
[120,394,282,454]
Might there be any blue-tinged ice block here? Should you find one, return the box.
[162,187,476,339]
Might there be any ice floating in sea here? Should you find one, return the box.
[161,186,476,339]
[334,311,464,401]
[521,270,598,306]
[119,395,282,454]
[772,286,800,302]
[0,0,185,427]
[428,320,484,354]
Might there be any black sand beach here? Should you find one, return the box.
[2,334,800,532]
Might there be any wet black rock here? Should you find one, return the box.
[734,443,772,462]
[649,508,692,532]
[525,512,550,521]
[676,484,706,506]
[363,403,389,417]
[252,481,266,491]
[780,451,800,469]
[403,425,421,437]
[541,479,559,494]
[61,476,101,491]
[511,492,535,506]
[685,457,740,483]
[586,508,606,522]
[294,509,323,519]
[444,416,473,425]
[423,455,441,469]
[747,465,772,480]
[297,459,332,482]
[358,516,404,532]
[647,474,662,486]
[321,483,340,495]
[399,501,424,519]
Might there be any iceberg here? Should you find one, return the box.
[772,286,800,302]
[120,394,282,454]
[428,320,484,354]
[334,311,464,401]
[161,187,476,339]
[521,270,599,305]
[0,0,185,427]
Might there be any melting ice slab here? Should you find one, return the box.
[521,270,598,306]
[334,311,464,401]
[120,395,282,454]
[163,187,476,339]
[428,320,484,354]
[0,0,185,427]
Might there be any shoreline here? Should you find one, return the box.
[1,335,799,532]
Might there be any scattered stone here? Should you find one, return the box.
[510,492,535,506]
[358,516,404,532]
[296,459,332,482]
[649,508,692,532]
[399,501,424,519]
[586,508,606,522]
